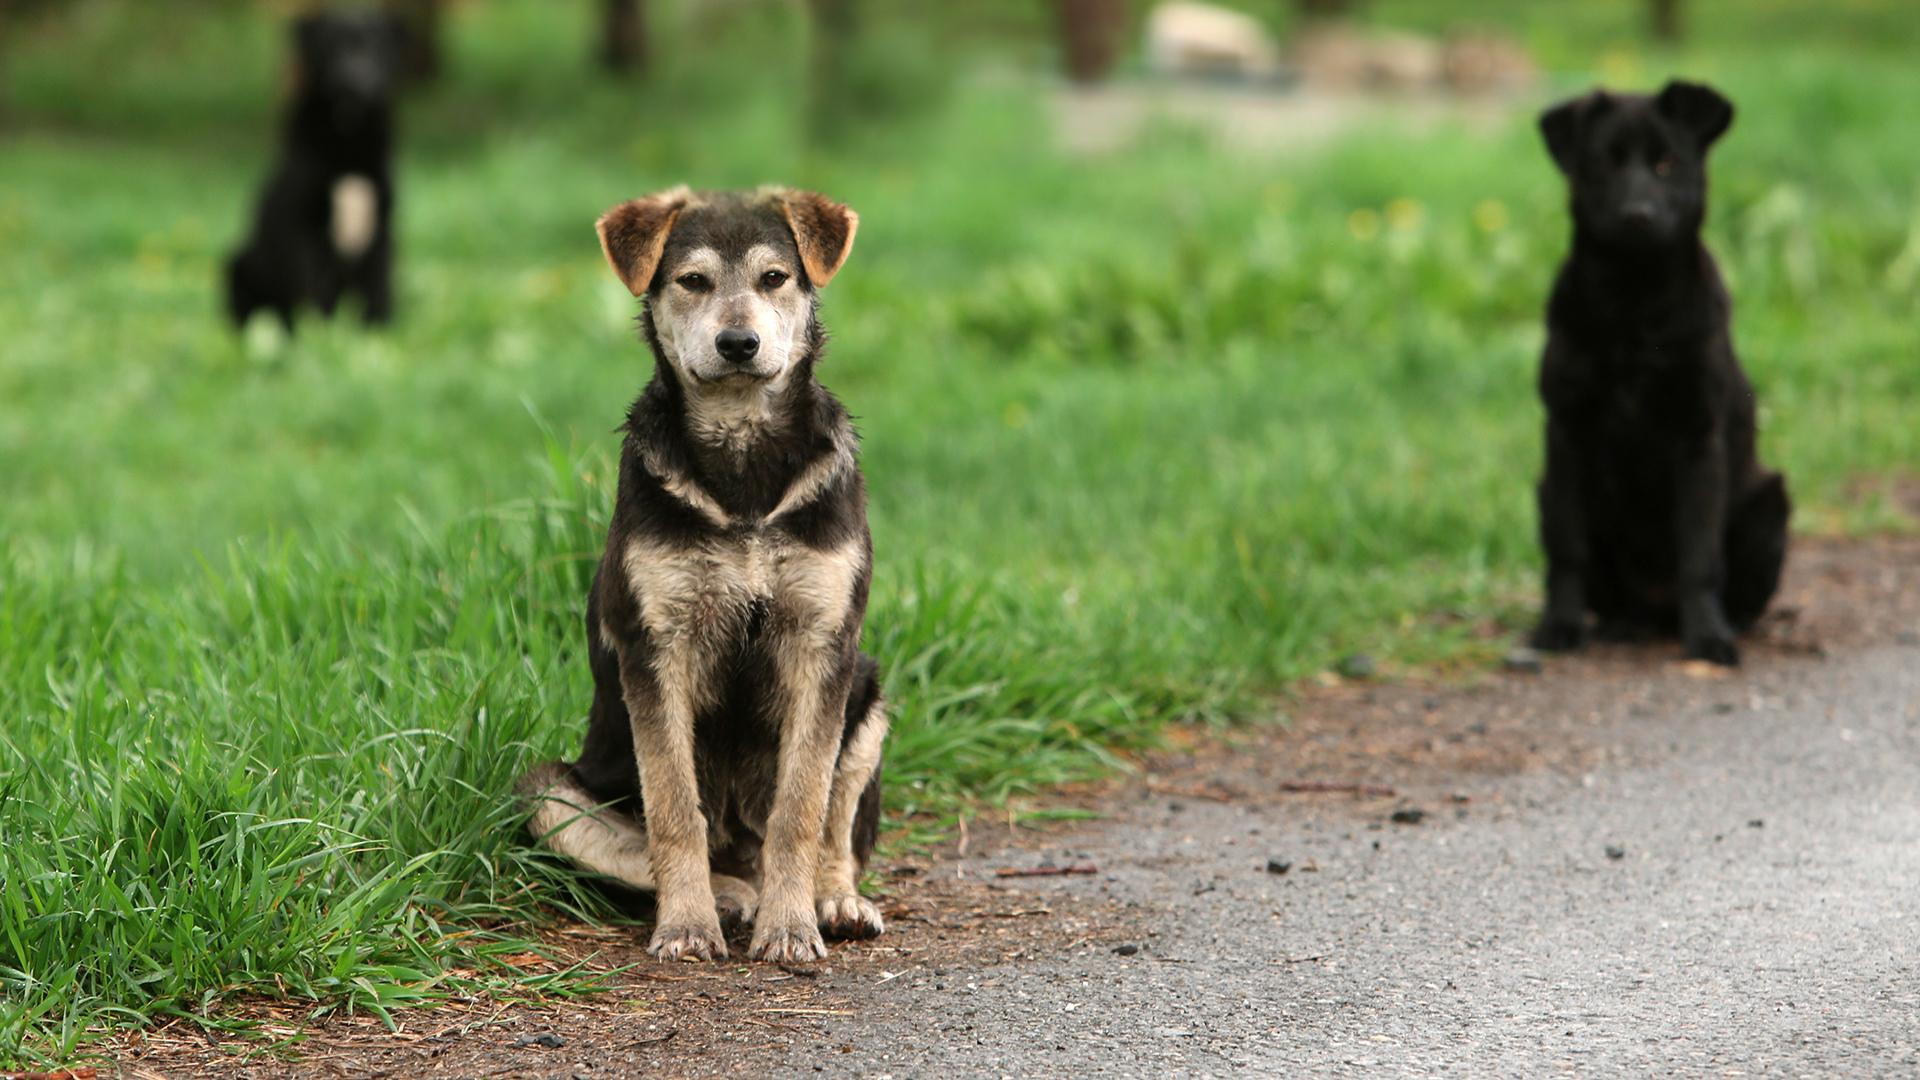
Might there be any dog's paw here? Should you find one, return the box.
[1685,633,1741,667]
[1530,617,1588,653]
[749,920,828,964]
[712,875,759,934]
[817,893,885,940]
[648,922,727,962]
[715,892,758,934]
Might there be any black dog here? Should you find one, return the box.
[226,11,402,330]
[1530,80,1789,666]
[520,188,887,964]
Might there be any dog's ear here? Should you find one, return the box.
[775,190,859,289]
[1656,79,1734,150]
[1539,90,1611,174]
[292,12,333,54]
[596,186,692,296]
[376,9,412,58]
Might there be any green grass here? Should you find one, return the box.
[3,0,1917,1064]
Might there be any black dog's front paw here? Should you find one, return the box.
[1685,633,1741,667]
[1530,617,1588,653]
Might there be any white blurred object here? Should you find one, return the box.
[1145,2,1281,81]
[331,175,379,259]
[1292,25,1536,95]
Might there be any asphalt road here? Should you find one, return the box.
[762,642,1920,1078]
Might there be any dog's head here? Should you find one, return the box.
[596,187,858,389]
[1540,80,1733,250]
[293,10,404,110]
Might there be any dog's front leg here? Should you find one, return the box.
[750,653,851,963]
[624,651,726,960]
[1675,436,1739,665]
[1532,419,1591,651]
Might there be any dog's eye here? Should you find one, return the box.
[761,269,790,289]
[675,272,711,291]
[1652,157,1674,177]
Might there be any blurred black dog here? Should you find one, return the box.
[226,10,402,330]
[1531,80,1789,666]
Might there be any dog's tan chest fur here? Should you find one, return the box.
[330,175,378,258]
[622,530,863,657]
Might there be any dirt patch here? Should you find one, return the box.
[1127,534,1920,810]
[90,535,1920,1078]
[102,852,1136,1079]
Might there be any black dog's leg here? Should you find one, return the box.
[224,256,257,330]
[1675,438,1739,664]
[313,258,345,320]
[1722,472,1790,630]
[357,234,395,326]
[1532,422,1591,651]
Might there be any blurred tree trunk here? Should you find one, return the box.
[1057,0,1126,84]
[1649,0,1683,42]
[0,0,10,127]
[806,0,858,139]
[386,0,444,84]
[600,0,646,75]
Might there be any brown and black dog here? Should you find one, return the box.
[1531,81,1789,666]
[520,187,886,963]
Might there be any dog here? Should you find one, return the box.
[519,187,886,963]
[226,10,402,330]
[1530,80,1789,666]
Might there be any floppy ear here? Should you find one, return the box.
[596,186,692,296]
[775,190,859,288]
[1539,90,1610,174]
[292,14,326,59]
[1656,79,1734,149]
[377,10,412,58]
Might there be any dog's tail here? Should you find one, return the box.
[517,761,655,890]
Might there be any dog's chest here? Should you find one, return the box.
[623,528,862,649]
[329,175,379,258]
[1577,336,1715,435]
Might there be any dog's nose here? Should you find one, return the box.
[1620,201,1658,228]
[715,328,760,365]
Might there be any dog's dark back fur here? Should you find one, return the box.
[226,11,402,330]
[1531,81,1789,666]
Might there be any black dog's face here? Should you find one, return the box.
[294,11,403,107]
[1541,80,1734,250]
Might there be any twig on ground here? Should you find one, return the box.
[1276,780,1396,798]
[1145,781,1237,803]
[993,863,1097,878]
